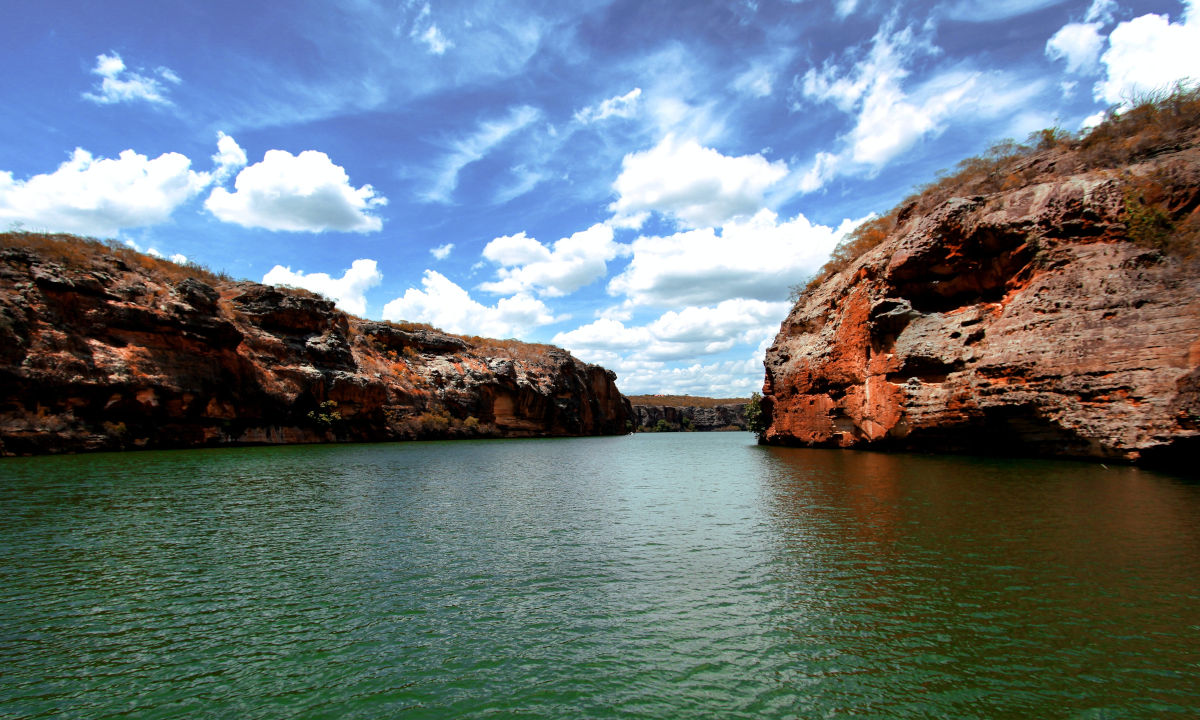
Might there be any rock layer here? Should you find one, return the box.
[0,237,632,455]
[761,147,1200,465]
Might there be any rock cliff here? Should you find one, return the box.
[761,108,1200,466]
[0,234,632,455]
[633,403,747,432]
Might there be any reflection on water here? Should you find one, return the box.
[0,435,1197,719]
[759,447,1200,717]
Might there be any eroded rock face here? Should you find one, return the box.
[761,151,1200,465]
[0,241,632,455]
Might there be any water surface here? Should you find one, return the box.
[1,434,1197,718]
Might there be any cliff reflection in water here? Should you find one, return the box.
[756,446,1200,716]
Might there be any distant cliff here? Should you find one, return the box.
[627,396,748,432]
[633,404,747,432]
[761,94,1200,466]
[0,234,632,455]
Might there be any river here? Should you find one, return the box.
[1,433,1197,718]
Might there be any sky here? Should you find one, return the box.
[1,0,1197,396]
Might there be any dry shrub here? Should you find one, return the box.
[381,319,438,333]
[1078,84,1200,169]
[1,231,231,285]
[461,336,561,361]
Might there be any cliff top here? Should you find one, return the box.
[0,231,574,364]
[796,86,1200,299]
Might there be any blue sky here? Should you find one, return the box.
[2,0,1196,396]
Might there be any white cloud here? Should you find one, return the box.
[211,132,247,181]
[557,342,766,397]
[0,147,210,237]
[418,24,453,55]
[1045,0,1117,75]
[1046,21,1106,74]
[479,223,629,297]
[206,149,386,232]
[424,105,542,203]
[942,0,1066,22]
[430,243,455,260]
[732,65,774,98]
[262,259,382,317]
[1085,0,1116,24]
[83,52,180,106]
[410,3,454,55]
[146,247,187,265]
[609,134,788,229]
[608,208,863,307]
[555,298,788,363]
[835,0,859,18]
[382,270,562,338]
[1094,4,1200,107]
[800,26,971,173]
[575,88,642,123]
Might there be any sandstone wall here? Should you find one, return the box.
[0,240,632,455]
[761,149,1199,466]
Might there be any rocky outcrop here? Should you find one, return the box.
[0,236,632,455]
[633,403,747,431]
[761,145,1200,466]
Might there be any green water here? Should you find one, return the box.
[1,433,1197,719]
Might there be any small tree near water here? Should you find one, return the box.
[745,392,767,440]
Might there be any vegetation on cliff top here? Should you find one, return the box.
[795,85,1200,300]
[0,231,570,363]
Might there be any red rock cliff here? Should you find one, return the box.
[0,235,632,455]
[761,117,1200,466]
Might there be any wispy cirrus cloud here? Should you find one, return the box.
[422,105,542,203]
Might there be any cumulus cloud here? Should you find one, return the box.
[479,223,630,297]
[557,343,767,397]
[575,88,642,123]
[381,270,562,338]
[424,105,542,203]
[607,208,864,307]
[1046,21,1107,74]
[0,147,210,236]
[553,298,789,362]
[262,259,382,317]
[430,243,454,260]
[1094,3,1200,107]
[1045,0,1117,75]
[206,149,386,232]
[83,52,179,105]
[609,135,788,228]
[211,132,247,181]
